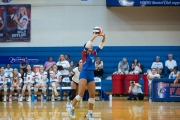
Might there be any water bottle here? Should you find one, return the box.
[31,93,34,102]
[109,94,112,101]
[41,93,43,102]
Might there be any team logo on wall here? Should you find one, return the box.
[0,4,31,42]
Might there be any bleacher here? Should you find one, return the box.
[0,46,180,92]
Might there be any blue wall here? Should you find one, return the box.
[0,46,180,92]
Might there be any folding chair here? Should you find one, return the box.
[60,77,71,100]
[94,77,102,100]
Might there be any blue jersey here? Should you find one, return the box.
[82,47,101,71]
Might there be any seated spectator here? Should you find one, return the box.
[94,57,104,78]
[127,80,144,100]
[169,66,179,79]
[65,54,71,63]
[118,57,129,74]
[174,72,180,84]
[148,68,160,100]
[165,54,177,73]
[44,56,56,73]
[130,58,141,74]
[151,56,163,74]
[20,57,27,74]
[5,64,13,77]
[69,61,76,72]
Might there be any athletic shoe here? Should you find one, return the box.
[55,92,59,96]
[68,107,75,119]
[19,96,23,102]
[85,112,93,119]
[34,96,37,102]
[127,98,132,100]
[27,97,31,102]
[43,96,47,102]
[9,96,12,102]
[66,102,71,108]
[18,96,21,102]
[3,96,7,102]
[51,96,55,102]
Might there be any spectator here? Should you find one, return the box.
[44,56,56,73]
[127,80,144,100]
[65,54,71,63]
[148,68,160,101]
[118,57,129,74]
[5,64,13,77]
[151,56,163,74]
[20,57,27,74]
[169,66,179,79]
[130,58,141,74]
[69,61,76,72]
[165,54,177,73]
[56,54,70,78]
[94,57,104,78]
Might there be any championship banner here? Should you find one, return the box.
[153,82,180,99]
[106,0,180,7]
[0,4,31,42]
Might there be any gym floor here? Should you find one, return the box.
[0,97,180,120]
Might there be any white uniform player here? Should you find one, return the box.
[9,68,22,102]
[50,65,62,102]
[0,66,8,102]
[34,66,48,102]
[147,68,160,101]
[17,15,28,30]
[66,60,82,108]
[20,65,35,102]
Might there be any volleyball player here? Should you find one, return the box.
[9,68,22,102]
[68,32,106,119]
[34,66,48,102]
[50,64,62,102]
[20,65,35,102]
[0,66,8,102]
[66,59,82,108]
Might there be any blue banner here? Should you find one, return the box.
[106,0,180,7]
[153,82,180,99]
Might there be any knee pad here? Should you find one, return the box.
[88,98,95,104]
[22,86,26,91]
[42,87,46,92]
[4,87,7,92]
[34,87,38,92]
[52,83,56,87]
[10,87,14,91]
[75,95,82,101]
[69,89,76,100]
[27,86,31,91]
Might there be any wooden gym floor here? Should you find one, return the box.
[0,97,180,120]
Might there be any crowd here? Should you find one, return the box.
[0,52,179,102]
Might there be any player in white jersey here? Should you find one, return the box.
[13,6,28,30]
[66,60,82,108]
[147,68,160,101]
[9,68,23,102]
[50,64,62,102]
[0,66,8,102]
[34,66,48,102]
[20,65,35,102]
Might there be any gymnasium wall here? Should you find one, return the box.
[0,0,180,47]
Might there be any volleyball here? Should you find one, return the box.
[93,26,103,34]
